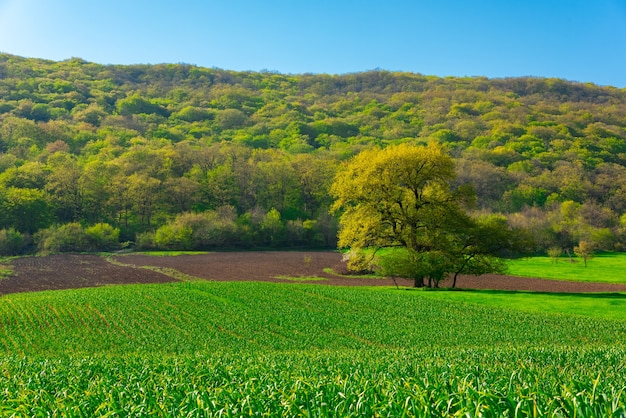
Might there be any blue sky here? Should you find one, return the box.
[0,0,625,87]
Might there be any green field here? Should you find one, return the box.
[507,252,626,283]
[420,288,626,321]
[1,281,626,415]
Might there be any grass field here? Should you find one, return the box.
[507,252,626,283]
[0,280,625,415]
[128,251,211,257]
[420,288,626,321]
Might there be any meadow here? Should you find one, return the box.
[507,252,626,284]
[1,280,626,415]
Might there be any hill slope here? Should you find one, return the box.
[1,54,626,252]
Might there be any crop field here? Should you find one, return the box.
[0,275,626,415]
[2,347,626,416]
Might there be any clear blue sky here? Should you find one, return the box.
[1,0,625,87]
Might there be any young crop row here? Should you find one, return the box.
[0,282,625,357]
[1,281,626,357]
[0,347,625,416]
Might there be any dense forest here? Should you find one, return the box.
[0,53,625,255]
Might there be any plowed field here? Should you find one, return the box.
[1,251,625,295]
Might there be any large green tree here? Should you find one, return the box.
[331,142,517,287]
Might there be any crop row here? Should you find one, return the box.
[0,347,625,416]
[2,281,626,356]
[1,282,626,356]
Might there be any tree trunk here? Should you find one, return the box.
[453,272,459,288]
[414,276,424,288]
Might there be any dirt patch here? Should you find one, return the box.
[115,251,626,293]
[111,251,405,286]
[0,254,174,294]
[1,252,626,295]
[442,274,626,293]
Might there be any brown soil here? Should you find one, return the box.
[1,251,626,295]
[0,254,174,294]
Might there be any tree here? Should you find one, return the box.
[547,247,562,263]
[116,95,168,117]
[44,153,83,222]
[35,223,89,254]
[331,142,520,287]
[331,142,458,286]
[163,177,201,213]
[445,214,524,288]
[127,173,161,227]
[574,240,594,267]
[0,187,50,233]
[261,208,285,246]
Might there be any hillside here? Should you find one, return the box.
[1,53,626,253]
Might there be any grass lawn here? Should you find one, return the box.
[128,250,210,256]
[507,252,626,284]
[418,288,626,321]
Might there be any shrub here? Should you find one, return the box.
[35,223,89,254]
[0,228,29,256]
[574,240,595,267]
[135,231,157,250]
[154,224,193,250]
[85,223,120,251]
[342,249,378,274]
[547,247,562,263]
[151,210,239,251]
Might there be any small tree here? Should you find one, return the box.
[573,240,594,267]
[547,247,562,263]
[438,214,521,288]
[260,208,285,247]
[377,249,424,287]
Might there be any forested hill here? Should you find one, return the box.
[1,53,626,254]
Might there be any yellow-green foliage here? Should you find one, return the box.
[331,142,455,250]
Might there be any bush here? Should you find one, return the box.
[0,228,29,255]
[342,249,378,274]
[154,224,193,250]
[85,223,120,251]
[151,210,239,251]
[377,248,451,288]
[135,231,157,250]
[377,249,418,278]
[35,223,89,254]
[547,247,562,263]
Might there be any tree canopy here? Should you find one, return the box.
[331,143,522,287]
[0,53,626,255]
